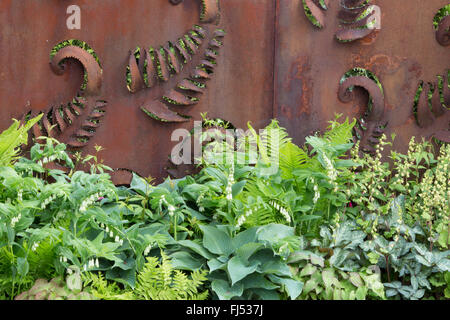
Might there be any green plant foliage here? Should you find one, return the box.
[14,277,95,300]
[0,115,42,166]
[173,224,304,300]
[0,113,448,301]
[83,251,209,300]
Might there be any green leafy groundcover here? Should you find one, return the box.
[0,115,448,300]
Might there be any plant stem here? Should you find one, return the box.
[385,255,391,283]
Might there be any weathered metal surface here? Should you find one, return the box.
[0,0,275,183]
[0,0,448,183]
[274,0,449,155]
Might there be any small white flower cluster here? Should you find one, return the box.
[197,193,205,212]
[313,184,320,204]
[59,256,68,263]
[104,225,124,246]
[79,192,104,212]
[225,165,235,201]
[159,194,167,207]
[236,208,254,229]
[31,242,40,252]
[41,194,57,209]
[83,258,100,271]
[17,189,23,202]
[159,195,176,216]
[41,155,58,165]
[417,144,450,223]
[168,205,176,217]
[269,200,291,223]
[10,214,22,227]
[143,243,152,256]
[323,154,338,182]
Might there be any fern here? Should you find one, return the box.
[323,115,356,146]
[241,178,290,227]
[82,272,134,300]
[279,142,311,179]
[247,120,291,166]
[134,252,208,300]
[0,115,42,166]
[26,238,59,280]
[83,252,209,300]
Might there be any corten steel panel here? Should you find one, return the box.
[274,0,449,154]
[0,0,275,183]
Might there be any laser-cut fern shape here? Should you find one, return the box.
[128,25,226,123]
[22,43,107,167]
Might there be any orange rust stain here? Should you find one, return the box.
[358,30,380,45]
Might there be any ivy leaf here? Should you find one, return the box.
[267,274,304,300]
[287,250,311,264]
[310,253,325,267]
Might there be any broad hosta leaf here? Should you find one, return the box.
[257,224,295,246]
[130,172,152,196]
[211,279,244,300]
[260,259,292,278]
[199,225,233,256]
[236,243,264,263]
[251,288,281,300]
[232,227,258,250]
[227,256,259,286]
[240,273,279,290]
[169,251,203,271]
[208,258,227,272]
[177,240,215,260]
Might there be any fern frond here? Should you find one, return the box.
[0,115,42,166]
[133,251,209,300]
[324,116,356,146]
[279,142,311,179]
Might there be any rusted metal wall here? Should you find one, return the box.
[274,0,449,155]
[0,0,448,183]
